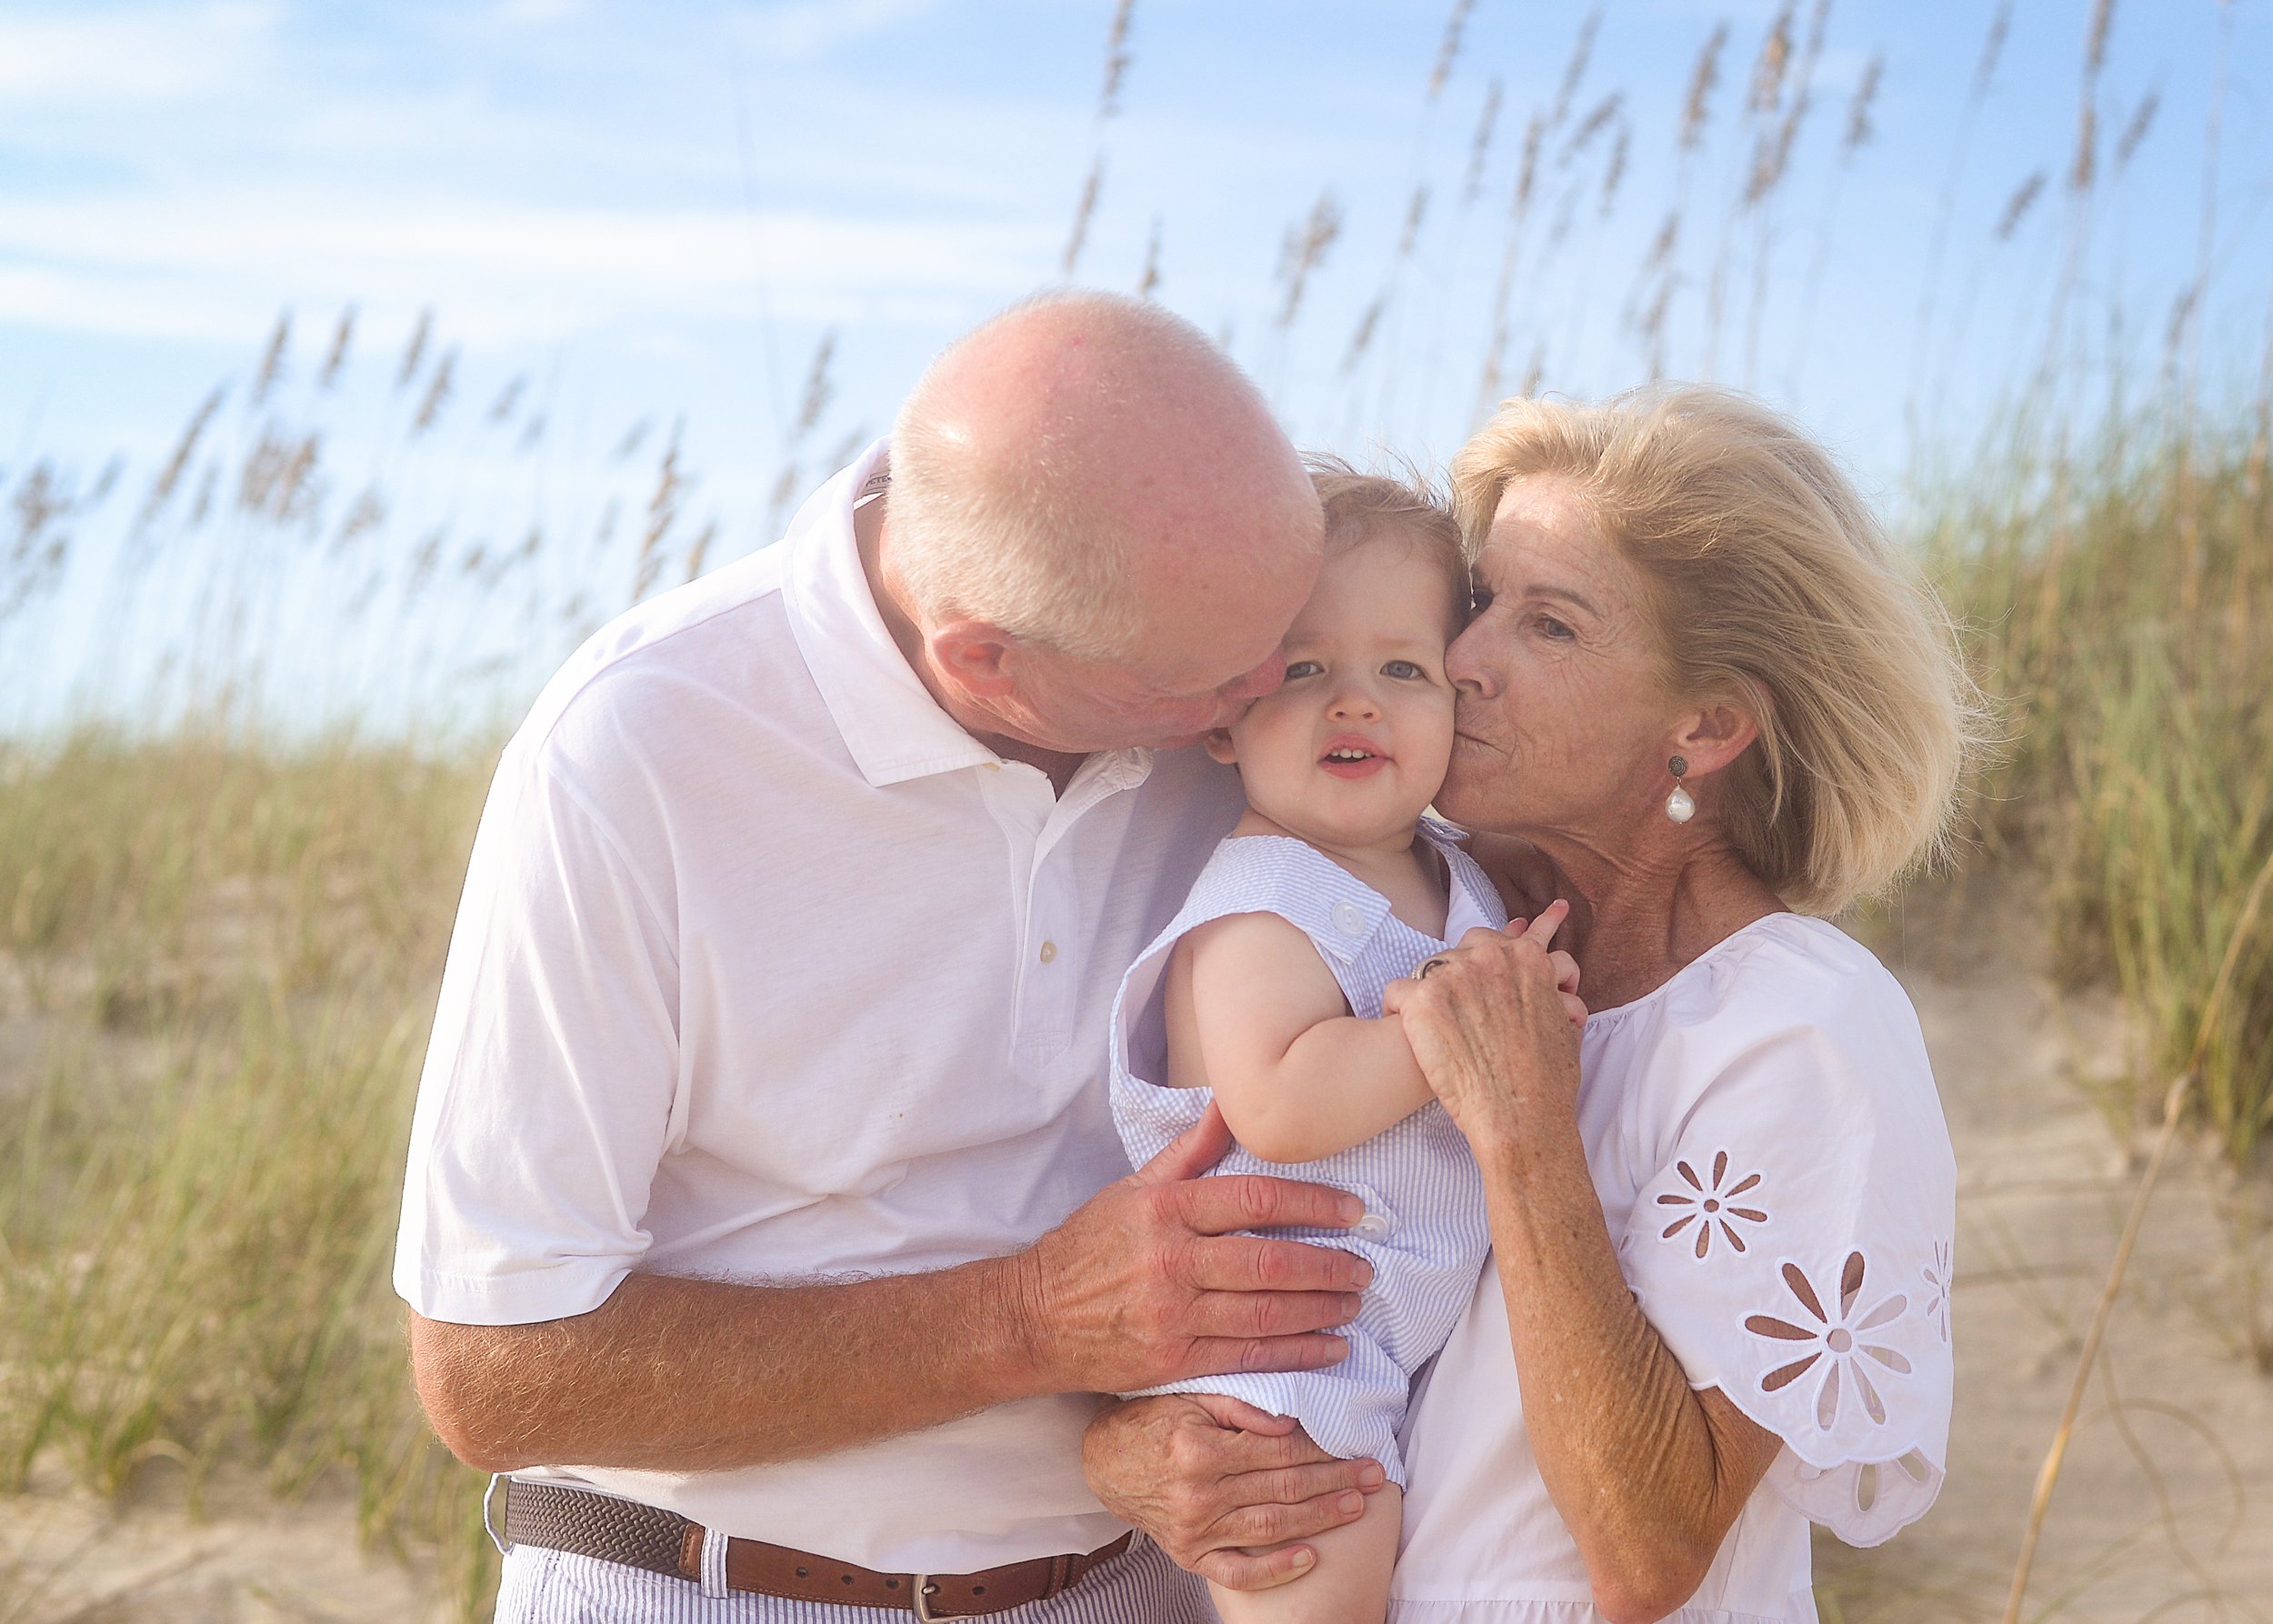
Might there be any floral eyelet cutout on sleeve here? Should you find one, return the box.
[1655,1150,1769,1259]
[1615,918,1957,1549]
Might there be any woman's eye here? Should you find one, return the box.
[1284,659,1324,680]
[1382,659,1427,680]
[1537,615,1575,641]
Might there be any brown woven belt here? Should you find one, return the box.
[497,1478,1134,1619]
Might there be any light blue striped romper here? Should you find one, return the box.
[1108,820,1506,1486]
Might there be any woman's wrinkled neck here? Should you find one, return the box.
[1512,818,1784,1012]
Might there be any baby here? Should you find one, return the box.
[1110,466,1562,1623]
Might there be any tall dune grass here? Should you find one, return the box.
[1927,409,2273,1165]
[0,735,503,1613]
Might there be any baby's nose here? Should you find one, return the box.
[1327,685,1380,718]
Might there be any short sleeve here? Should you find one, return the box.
[392,739,681,1326]
[1617,976,1956,1547]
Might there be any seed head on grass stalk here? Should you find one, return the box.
[1477,105,1552,414]
[1549,9,1602,128]
[1559,92,1623,169]
[1427,0,1474,103]
[1747,2,1797,115]
[1845,54,1882,153]
[682,520,716,586]
[1061,154,1105,281]
[1996,173,2048,242]
[252,312,291,408]
[1679,25,1727,154]
[412,349,456,436]
[2112,90,2158,173]
[136,388,225,534]
[395,307,433,390]
[1064,0,1136,280]
[318,306,354,389]
[1599,123,1630,216]
[793,331,836,443]
[1097,0,1136,117]
[1464,78,1502,205]
[1276,191,1343,328]
[633,419,686,604]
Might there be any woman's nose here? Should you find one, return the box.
[1444,626,1497,698]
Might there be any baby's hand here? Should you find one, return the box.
[1382,903,1586,1030]
[1499,904,1587,1029]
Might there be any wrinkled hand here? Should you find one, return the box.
[1083,1394,1385,1589]
[1382,902,1585,1143]
[1011,1105,1373,1395]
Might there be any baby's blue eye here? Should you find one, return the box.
[1284,659,1324,680]
[1383,659,1427,679]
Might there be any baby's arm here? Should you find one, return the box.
[1166,911,1433,1165]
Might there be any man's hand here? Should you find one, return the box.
[1009,1105,1373,1394]
[408,1106,1374,1477]
[1083,1394,1384,1589]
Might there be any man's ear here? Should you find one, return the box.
[1668,694,1763,778]
[928,620,1018,699]
[1202,728,1238,765]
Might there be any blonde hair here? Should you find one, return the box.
[1449,385,1987,915]
[889,290,1259,660]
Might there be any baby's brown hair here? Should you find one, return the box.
[1307,456,1468,632]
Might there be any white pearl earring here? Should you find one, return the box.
[1665,755,1696,823]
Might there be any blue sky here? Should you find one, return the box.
[5,0,2270,725]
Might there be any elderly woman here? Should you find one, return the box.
[1085,386,1977,1623]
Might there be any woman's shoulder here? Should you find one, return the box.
[1612,913,1911,1039]
[1591,914,1938,1122]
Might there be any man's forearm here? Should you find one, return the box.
[410,1115,1375,1479]
[412,1257,1042,1474]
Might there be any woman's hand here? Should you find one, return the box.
[1081,1394,1385,1589]
[1383,903,1585,1145]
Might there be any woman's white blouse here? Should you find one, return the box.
[1391,914,1956,1624]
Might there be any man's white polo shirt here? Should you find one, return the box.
[393,440,1245,1573]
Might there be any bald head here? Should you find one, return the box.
[887,291,1323,668]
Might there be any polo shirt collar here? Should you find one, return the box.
[781,437,1154,794]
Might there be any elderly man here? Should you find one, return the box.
[396,292,1383,1621]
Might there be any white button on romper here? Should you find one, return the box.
[1108,822,1507,1485]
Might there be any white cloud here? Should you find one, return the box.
[730,0,943,64]
[0,1,279,105]
[0,195,1054,345]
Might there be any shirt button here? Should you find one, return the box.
[1332,901,1367,937]
[1352,1209,1392,1239]
[1038,940,1057,965]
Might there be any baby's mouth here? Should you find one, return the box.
[1320,740,1390,777]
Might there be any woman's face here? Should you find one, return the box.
[1437,476,1684,840]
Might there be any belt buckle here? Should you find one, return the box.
[911,1574,941,1622]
